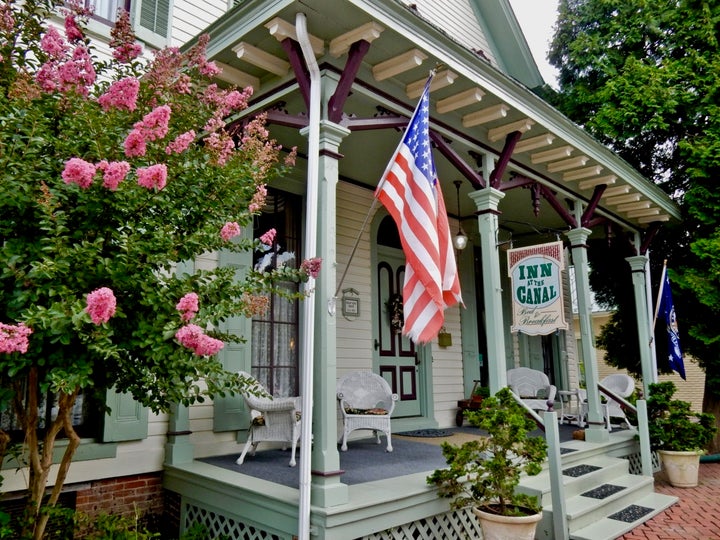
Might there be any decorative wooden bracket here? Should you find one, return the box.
[428,131,485,189]
[280,38,310,110]
[539,184,577,228]
[489,131,522,189]
[639,222,662,255]
[328,40,371,123]
[581,185,607,228]
[265,106,309,129]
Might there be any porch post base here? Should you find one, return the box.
[583,425,610,443]
[311,475,349,507]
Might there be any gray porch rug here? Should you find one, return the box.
[200,437,449,487]
[198,424,586,488]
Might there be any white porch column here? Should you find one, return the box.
[626,254,654,398]
[566,227,609,442]
[469,187,507,394]
[300,74,350,505]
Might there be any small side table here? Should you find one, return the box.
[558,389,585,427]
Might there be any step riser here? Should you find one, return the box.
[518,435,676,540]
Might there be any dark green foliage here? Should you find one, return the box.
[549,1,720,449]
[646,382,716,452]
[427,388,547,515]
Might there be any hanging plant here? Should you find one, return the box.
[387,294,404,333]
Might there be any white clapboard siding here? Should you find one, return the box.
[399,0,497,66]
[170,0,227,47]
[336,182,376,375]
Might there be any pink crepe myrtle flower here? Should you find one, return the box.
[205,132,235,166]
[123,129,146,158]
[300,257,322,279]
[259,228,276,246]
[64,14,84,42]
[248,184,267,213]
[57,45,95,95]
[136,164,168,191]
[0,322,32,354]
[62,157,96,189]
[97,160,130,190]
[199,60,221,77]
[135,104,171,141]
[165,130,195,155]
[109,9,142,63]
[98,77,139,112]
[0,2,15,33]
[40,27,68,59]
[176,292,199,322]
[220,222,241,242]
[85,287,117,325]
[175,324,224,356]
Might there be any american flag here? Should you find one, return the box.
[375,76,462,343]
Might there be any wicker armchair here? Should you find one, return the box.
[507,367,557,413]
[600,373,635,429]
[235,371,301,467]
[337,371,398,452]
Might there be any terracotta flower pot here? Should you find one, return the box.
[472,505,542,540]
[659,449,701,487]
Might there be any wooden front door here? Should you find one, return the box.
[374,246,422,417]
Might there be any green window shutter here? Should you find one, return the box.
[133,0,172,48]
[103,388,149,442]
[213,238,253,432]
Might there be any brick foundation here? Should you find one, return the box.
[74,472,164,520]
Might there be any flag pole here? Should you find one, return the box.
[334,69,437,299]
[652,259,668,330]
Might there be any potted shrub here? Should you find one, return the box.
[647,381,716,487]
[427,387,547,540]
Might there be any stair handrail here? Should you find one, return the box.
[597,382,637,415]
[507,387,545,431]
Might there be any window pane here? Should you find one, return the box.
[251,188,301,397]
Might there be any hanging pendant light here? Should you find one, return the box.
[452,180,468,250]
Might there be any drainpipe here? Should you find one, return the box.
[296,12,320,540]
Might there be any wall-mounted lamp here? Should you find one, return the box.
[452,180,468,250]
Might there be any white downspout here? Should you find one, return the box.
[295,12,320,540]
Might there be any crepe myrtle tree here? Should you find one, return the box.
[0,1,319,537]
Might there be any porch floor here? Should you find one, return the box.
[199,424,587,488]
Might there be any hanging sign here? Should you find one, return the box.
[507,241,568,336]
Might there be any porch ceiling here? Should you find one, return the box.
[196,0,680,241]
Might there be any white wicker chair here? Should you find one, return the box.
[235,371,301,467]
[600,373,635,429]
[337,371,398,452]
[507,367,557,413]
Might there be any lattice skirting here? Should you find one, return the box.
[361,507,483,540]
[184,502,287,540]
[621,449,661,475]
[184,500,482,539]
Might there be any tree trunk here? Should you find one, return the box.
[18,367,81,540]
[702,385,720,455]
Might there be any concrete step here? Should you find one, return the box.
[522,434,678,539]
[522,455,631,505]
[569,492,678,540]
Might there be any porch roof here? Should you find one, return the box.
[188,0,679,241]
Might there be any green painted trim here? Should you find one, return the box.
[2,439,117,469]
[470,0,544,88]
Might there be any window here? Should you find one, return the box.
[0,381,146,444]
[85,0,131,24]
[251,189,302,397]
[81,0,171,48]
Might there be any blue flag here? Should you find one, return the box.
[659,271,686,380]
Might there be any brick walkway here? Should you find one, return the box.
[620,461,720,539]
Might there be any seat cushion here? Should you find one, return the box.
[251,412,301,426]
[343,407,388,415]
